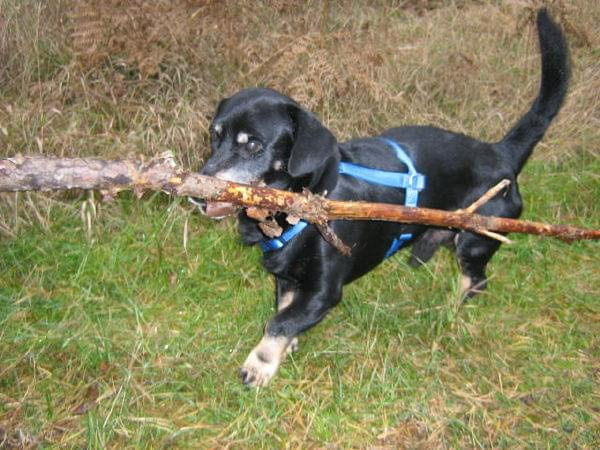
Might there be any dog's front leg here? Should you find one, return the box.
[275,279,299,354]
[240,284,342,387]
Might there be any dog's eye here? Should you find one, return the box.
[210,123,223,139]
[245,139,263,154]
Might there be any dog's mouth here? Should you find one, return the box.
[188,197,238,219]
[188,180,267,219]
[205,201,239,218]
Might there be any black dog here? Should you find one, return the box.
[197,9,569,387]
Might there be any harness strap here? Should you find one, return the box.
[260,137,426,257]
[339,137,425,208]
[385,233,414,259]
[338,163,425,191]
[259,220,309,252]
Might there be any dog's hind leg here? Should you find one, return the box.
[455,231,502,299]
[409,229,456,267]
[454,187,522,299]
[240,282,342,387]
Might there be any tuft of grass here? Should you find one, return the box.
[0,0,599,447]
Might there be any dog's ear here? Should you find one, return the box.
[214,97,229,116]
[287,106,338,185]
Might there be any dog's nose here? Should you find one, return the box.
[200,163,216,176]
[199,154,225,177]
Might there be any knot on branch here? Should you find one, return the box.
[291,188,328,224]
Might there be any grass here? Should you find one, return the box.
[1,0,599,447]
[0,160,598,447]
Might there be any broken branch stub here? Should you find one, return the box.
[1,155,599,253]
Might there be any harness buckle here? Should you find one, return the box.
[407,173,426,191]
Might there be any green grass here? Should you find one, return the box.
[1,157,598,447]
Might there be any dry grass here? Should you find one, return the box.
[1,0,598,164]
[0,0,599,447]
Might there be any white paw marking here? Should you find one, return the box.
[240,336,290,387]
[285,337,299,356]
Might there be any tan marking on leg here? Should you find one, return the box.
[277,292,299,355]
[240,335,291,387]
[459,274,472,297]
[277,291,295,311]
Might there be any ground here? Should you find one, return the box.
[0,0,599,447]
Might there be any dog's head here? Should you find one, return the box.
[196,88,340,217]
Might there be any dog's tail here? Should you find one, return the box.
[499,8,570,173]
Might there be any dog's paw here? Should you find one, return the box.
[239,336,290,387]
[459,274,488,301]
[285,337,299,355]
[239,354,279,387]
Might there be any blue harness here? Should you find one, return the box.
[260,137,426,257]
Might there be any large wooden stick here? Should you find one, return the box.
[1,155,599,251]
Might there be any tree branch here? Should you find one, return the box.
[1,154,598,253]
